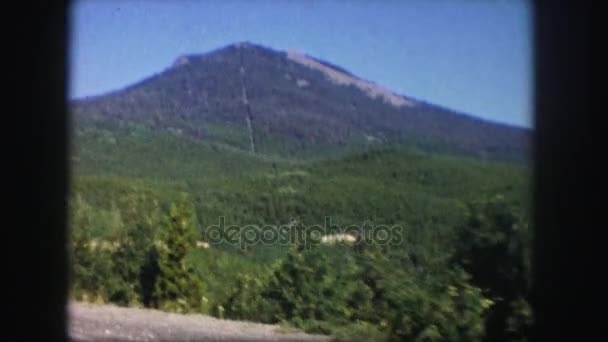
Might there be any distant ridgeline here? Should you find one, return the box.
[71,42,530,162]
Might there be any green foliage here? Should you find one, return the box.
[188,247,269,310]
[331,321,388,342]
[506,297,533,342]
[352,239,492,341]
[452,195,533,341]
[222,273,278,323]
[153,198,207,313]
[382,269,491,342]
[100,192,160,304]
[262,243,367,327]
[68,126,531,340]
[69,194,118,302]
[109,223,154,304]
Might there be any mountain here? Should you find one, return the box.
[71,42,530,161]
[69,42,532,340]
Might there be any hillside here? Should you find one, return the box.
[70,125,530,306]
[71,42,530,161]
[68,42,533,340]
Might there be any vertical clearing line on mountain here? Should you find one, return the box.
[239,47,257,154]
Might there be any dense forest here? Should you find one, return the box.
[68,124,532,341]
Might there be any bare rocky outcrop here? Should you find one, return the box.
[286,49,415,108]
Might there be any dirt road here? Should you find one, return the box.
[68,302,331,341]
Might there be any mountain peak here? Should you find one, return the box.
[171,42,269,68]
[72,42,530,162]
[233,41,255,48]
[178,41,417,108]
[172,55,191,67]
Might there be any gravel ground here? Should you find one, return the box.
[68,302,332,342]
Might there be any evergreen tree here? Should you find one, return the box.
[153,198,206,313]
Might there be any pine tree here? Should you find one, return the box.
[152,198,206,313]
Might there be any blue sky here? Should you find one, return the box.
[69,0,532,128]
